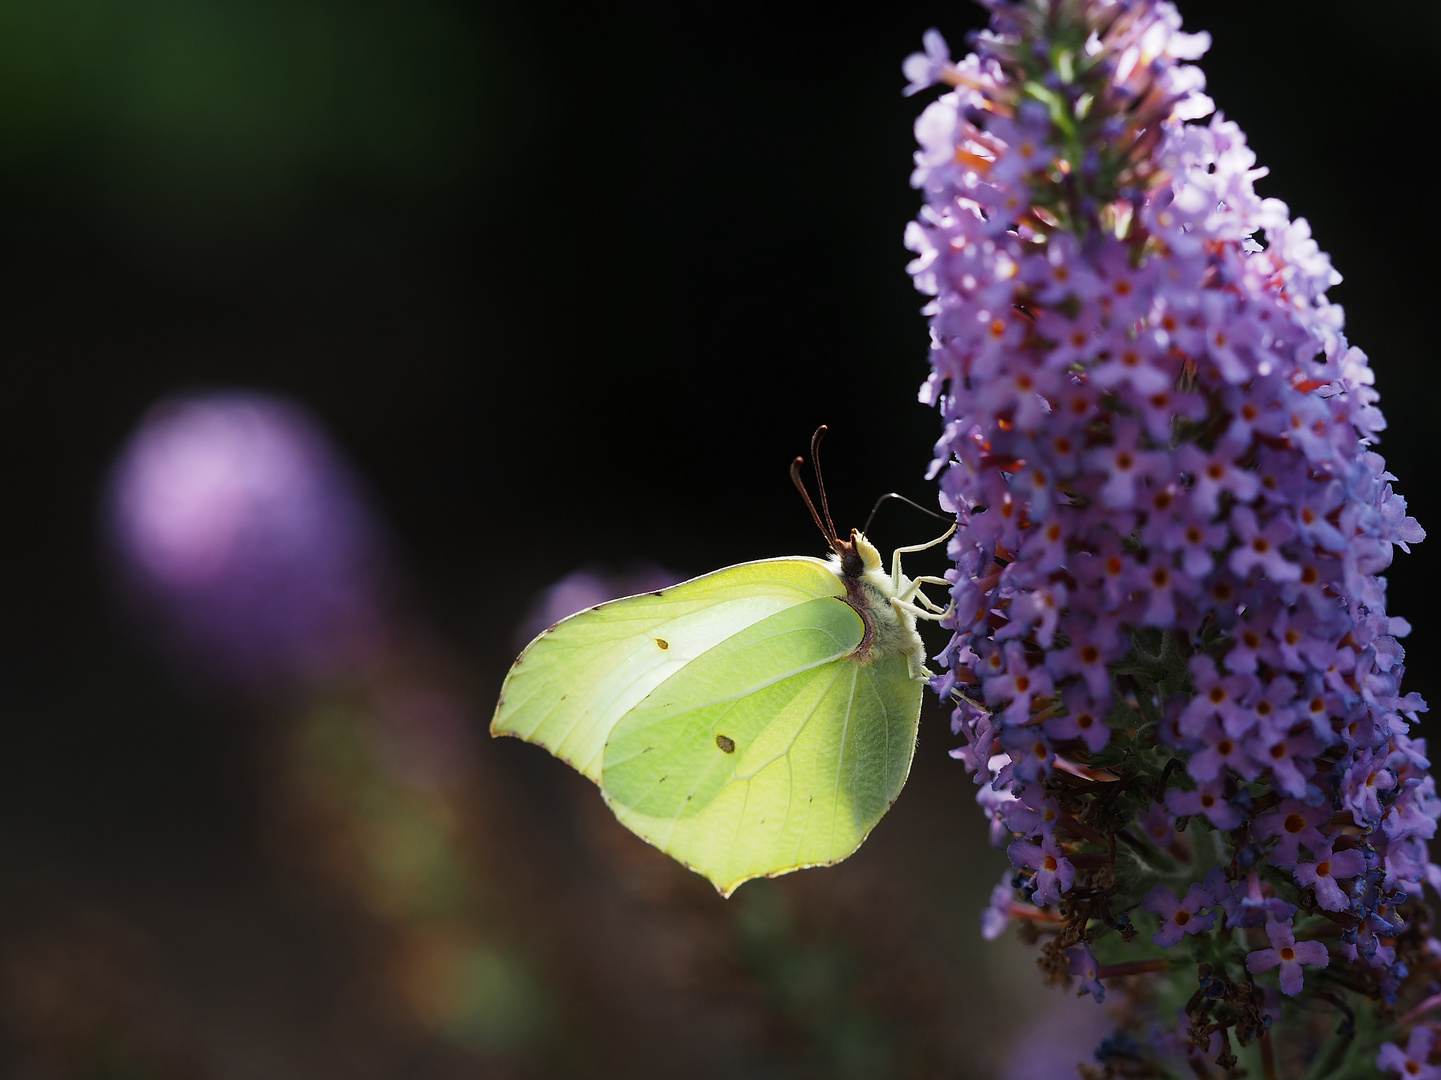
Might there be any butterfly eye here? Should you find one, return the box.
[842,553,865,576]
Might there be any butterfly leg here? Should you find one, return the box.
[889,525,955,595]
[891,596,954,624]
[906,603,954,623]
[899,573,948,598]
[911,590,947,613]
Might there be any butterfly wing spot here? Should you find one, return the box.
[715,734,736,754]
[655,638,670,650]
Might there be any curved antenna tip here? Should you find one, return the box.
[807,427,838,544]
[791,432,842,553]
[864,491,952,536]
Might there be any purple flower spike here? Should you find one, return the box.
[1143,884,1216,948]
[906,0,1436,1068]
[106,391,392,688]
[1245,920,1329,996]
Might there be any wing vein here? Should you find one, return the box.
[829,665,861,852]
[737,662,850,781]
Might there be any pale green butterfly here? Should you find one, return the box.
[491,428,953,896]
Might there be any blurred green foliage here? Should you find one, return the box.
[437,941,548,1054]
[736,883,899,1080]
[294,700,551,1059]
[0,0,495,231]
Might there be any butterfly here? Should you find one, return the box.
[491,427,952,895]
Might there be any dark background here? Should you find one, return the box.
[0,2,1436,1077]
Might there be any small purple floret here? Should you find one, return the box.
[1244,920,1329,996]
[1378,1027,1441,1080]
[1142,884,1216,948]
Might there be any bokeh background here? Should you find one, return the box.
[1,1,1436,1077]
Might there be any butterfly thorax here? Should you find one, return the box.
[829,530,925,669]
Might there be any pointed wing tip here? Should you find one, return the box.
[490,697,527,740]
[706,856,849,899]
[489,712,530,742]
[707,869,756,899]
[489,722,600,783]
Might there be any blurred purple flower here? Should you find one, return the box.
[1001,988,1109,1080]
[105,391,392,688]
[1379,1027,1441,1080]
[1066,943,1104,1004]
[513,564,677,648]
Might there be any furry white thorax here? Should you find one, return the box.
[826,530,929,676]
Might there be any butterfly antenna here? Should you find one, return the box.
[809,425,841,545]
[864,492,952,535]
[790,453,835,547]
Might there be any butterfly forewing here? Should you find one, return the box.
[600,596,865,817]
[491,558,845,782]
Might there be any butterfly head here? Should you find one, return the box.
[833,528,883,578]
[792,426,886,579]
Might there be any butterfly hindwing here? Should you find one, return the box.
[602,596,922,895]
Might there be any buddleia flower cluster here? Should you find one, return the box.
[904,2,1438,1075]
